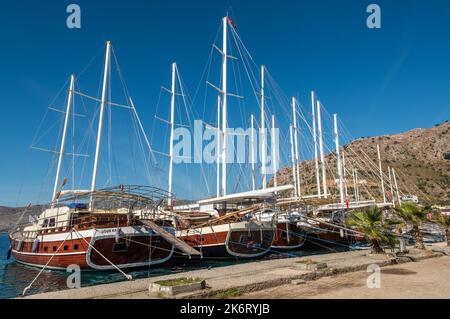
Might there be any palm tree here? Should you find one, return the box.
[433,213,450,246]
[346,206,397,254]
[394,203,430,249]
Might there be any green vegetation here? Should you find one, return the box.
[433,213,450,247]
[215,288,242,299]
[394,203,431,250]
[296,258,318,265]
[346,206,398,254]
[155,277,202,287]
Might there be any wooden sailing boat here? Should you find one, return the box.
[164,17,278,259]
[7,41,197,271]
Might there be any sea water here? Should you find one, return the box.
[0,232,343,299]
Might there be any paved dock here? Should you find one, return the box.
[242,255,450,299]
[23,243,450,299]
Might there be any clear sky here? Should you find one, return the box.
[0,0,449,206]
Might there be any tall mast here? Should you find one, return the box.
[216,95,221,197]
[388,166,395,207]
[292,97,301,197]
[342,149,348,198]
[289,125,298,198]
[90,41,111,193]
[352,168,357,202]
[392,168,401,206]
[52,74,75,203]
[250,114,256,191]
[271,115,278,188]
[355,168,360,202]
[317,100,328,198]
[261,65,267,189]
[167,63,176,206]
[333,114,344,205]
[311,91,321,196]
[221,17,228,196]
[376,144,386,203]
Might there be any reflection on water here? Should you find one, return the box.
[0,232,346,299]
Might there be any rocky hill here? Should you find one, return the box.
[270,121,450,205]
[0,205,45,233]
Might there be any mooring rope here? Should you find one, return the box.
[72,228,132,281]
[22,229,74,296]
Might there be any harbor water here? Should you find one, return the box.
[0,232,348,299]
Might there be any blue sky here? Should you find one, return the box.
[0,0,449,206]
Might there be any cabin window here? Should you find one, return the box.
[64,245,69,251]
[52,246,57,252]
[49,218,56,227]
[44,247,48,252]
[43,219,49,228]
[73,244,79,250]
[112,242,127,253]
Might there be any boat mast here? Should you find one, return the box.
[289,125,298,198]
[342,149,348,198]
[392,167,401,206]
[376,144,386,203]
[355,168,360,202]
[90,41,112,195]
[261,65,267,189]
[250,114,256,191]
[317,100,328,198]
[352,168,358,202]
[311,91,321,196]
[388,166,395,207]
[216,95,221,197]
[292,97,301,197]
[271,114,278,188]
[52,74,75,204]
[333,114,344,205]
[221,17,228,197]
[168,62,176,207]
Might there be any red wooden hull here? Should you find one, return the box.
[177,221,275,259]
[272,222,306,249]
[9,226,174,270]
[309,223,365,245]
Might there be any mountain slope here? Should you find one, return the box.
[271,121,450,205]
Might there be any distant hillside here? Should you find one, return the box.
[270,121,450,205]
[0,205,44,233]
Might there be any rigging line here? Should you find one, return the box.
[112,44,156,182]
[22,229,75,296]
[396,168,431,201]
[76,44,104,79]
[130,98,158,165]
[192,22,222,106]
[347,162,377,200]
[176,67,210,196]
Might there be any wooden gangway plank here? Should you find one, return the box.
[139,220,201,256]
